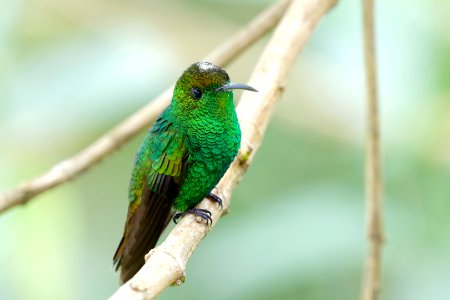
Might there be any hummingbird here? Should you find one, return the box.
[113,61,257,283]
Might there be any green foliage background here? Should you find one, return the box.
[1,0,449,299]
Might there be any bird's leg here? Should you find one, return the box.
[173,208,212,225]
[207,193,223,209]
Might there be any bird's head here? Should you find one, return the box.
[171,62,257,119]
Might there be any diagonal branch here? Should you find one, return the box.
[0,0,292,214]
[361,0,384,299]
[109,0,337,299]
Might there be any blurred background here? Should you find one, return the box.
[1,0,449,299]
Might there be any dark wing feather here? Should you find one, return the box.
[113,117,186,283]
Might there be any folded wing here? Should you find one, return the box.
[113,117,187,283]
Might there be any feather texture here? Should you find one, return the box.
[113,114,187,283]
[113,62,246,284]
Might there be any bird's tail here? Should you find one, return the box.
[113,187,174,284]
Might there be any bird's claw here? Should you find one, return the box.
[208,193,223,209]
[173,208,213,225]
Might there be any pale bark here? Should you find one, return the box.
[361,0,384,300]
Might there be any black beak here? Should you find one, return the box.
[216,82,258,93]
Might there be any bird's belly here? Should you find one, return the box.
[172,121,241,211]
[172,153,235,212]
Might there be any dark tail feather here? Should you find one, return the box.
[113,184,174,284]
[113,236,125,271]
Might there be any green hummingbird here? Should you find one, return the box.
[113,62,257,283]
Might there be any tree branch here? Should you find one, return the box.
[361,0,384,299]
[0,0,292,214]
[109,0,337,299]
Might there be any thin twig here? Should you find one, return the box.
[109,0,337,299]
[361,0,384,300]
[0,0,292,214]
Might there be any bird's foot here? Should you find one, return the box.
[207,193,223,209]
[173,208,212,225]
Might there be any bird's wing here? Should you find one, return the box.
[113,116,187,283]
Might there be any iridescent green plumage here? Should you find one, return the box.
[113,62,256,283]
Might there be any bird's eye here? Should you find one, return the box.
[190,87,202,100]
